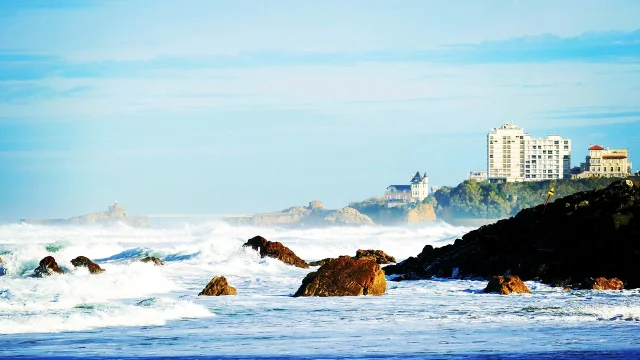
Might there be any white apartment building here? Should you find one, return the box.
[488,123,571,183]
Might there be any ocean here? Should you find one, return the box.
[0,221,639,359]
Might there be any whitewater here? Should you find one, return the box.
[1,221,639,359]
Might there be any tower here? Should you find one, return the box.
[410,171,429,202]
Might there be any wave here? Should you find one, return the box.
[0,297,213,334]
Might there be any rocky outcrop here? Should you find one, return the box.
[308,249,396,267]
[141,256,164,265]
[484,275,531,294]
[243,236,309,268]
[405,203,437,224]
[579,277,624,290]
[323,207,374,226]
[385,180,640,289]
[294,256,386,297]
[71,256,105,274]
[354,249,396,264]
[21,202,149,228]
[308,200,326,211]
[0,257,4,276]
[33,256,65,277]
[227,202,375,227]
[308,258,334,267]
[198,276,237,296]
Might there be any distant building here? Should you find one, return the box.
[487,123,571,183]
[573,145,633,179]
[384,185,412,203]
[385,171,429,204]
[468,170,488,182]
[430,186,440,194]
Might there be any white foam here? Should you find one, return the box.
[0,297,213,334]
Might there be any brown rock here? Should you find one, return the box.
[354,249,396,264]
[33,256,65,277]
[484,275,531,295]
[243,236,309,268]
[308,258,335,267]
[198,276,237,296]
[580,277,624,290]
[294,256,386,297]
[141,256,164,265]
[70,256,105,274]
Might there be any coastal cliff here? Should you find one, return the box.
[226,201,373,227]
[385,180,640,289]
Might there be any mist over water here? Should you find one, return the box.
[0,221,639,358]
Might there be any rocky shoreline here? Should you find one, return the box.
[385,180,640,290]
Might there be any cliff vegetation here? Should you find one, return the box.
[431,177,636,219]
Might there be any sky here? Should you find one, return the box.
[1,0,640,220]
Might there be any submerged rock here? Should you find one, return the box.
[243,236,309,268]
[294,256,386,297]
[71,256,105,274]
[579,277,624,290]
[198,276,237,296]
[33,256,65,277]
[141,256,165,266]
[385,180,640,289]
[484,275,531,295]
[354,249,396,264]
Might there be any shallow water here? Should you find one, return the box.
[0,221,638,359]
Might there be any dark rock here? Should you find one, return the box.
[484,275,531,294]
[33,256,65,277]
[384,180,640,289]
[243,236,309,268]
[141,256,164,265]
[0,257,4,276]
[294,256,386,297]
[71,256,105,274]
[354,249,396,264]
[579,277,624,290]
[198,276,237,296]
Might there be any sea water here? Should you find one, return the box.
[0,221,639,359]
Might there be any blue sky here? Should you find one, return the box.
[1,0,640,219]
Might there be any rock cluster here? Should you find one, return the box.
[33,256,65,277]
[579,277,624,290]
[354,249,396,264]
[198,276,237,296]
[309,249,396,267]
[141,256,165,265]
[484,275,531,295]
[70,256,105,274]
[385,180,640,289]
[294,256,386,297]
[243,236,309,268]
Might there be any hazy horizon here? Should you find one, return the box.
[1,1,640,220]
